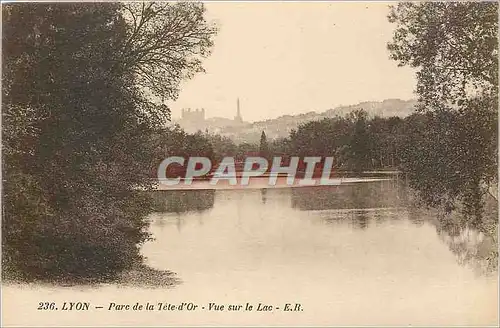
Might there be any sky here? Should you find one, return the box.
[169,2,417,122]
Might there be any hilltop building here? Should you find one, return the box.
[181,108,205,123]
[177,98,247,133]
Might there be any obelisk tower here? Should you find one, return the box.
[235,97,243,123]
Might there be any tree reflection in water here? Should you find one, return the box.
[291,180,497,274]
[147,180,496,274]
[290,180,407,211]
[431,196,498,275]
[150,190,215,213]
[261,188,268,204]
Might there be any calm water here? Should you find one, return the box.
[3,181,498,326]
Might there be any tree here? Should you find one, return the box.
[2,2,215,281]
[269,137,291,157]
[205,133,237,163]
[347,110,371,173]
[120,2,217,122]
[369,116,404,168]
[288,116,360,170]
[388,2,498,223]
[236,142,259,160]
[388,2,498,111]
[289,119,339,158]
[259,131,270,159]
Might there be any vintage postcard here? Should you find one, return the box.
[1,1,498,326]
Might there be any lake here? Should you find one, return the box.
[2,180,498,326]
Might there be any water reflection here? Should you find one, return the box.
[148,181,497,275]
[431,200,499,274]
[150,189,215,213]
[261,188,267,204]
[290,180,407,211]
[436,226,496,273]
[354,211,369,229]
[3,181,497,327]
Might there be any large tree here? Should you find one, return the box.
[388,2,498,223]
[388,2,497,111]
[259,131,270,159]
[347,109,371,173]
[2,2,215,281]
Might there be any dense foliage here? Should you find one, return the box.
[2,2,215,281]
[387,2,498,222]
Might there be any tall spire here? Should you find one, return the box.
[235,97,242,122]
[237,98,241,117]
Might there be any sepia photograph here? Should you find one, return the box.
[1,1,498,326]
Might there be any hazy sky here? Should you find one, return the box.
[170,2,417,122]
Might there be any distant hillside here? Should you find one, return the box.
[220,99,417,143]
[323,99,418,118]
